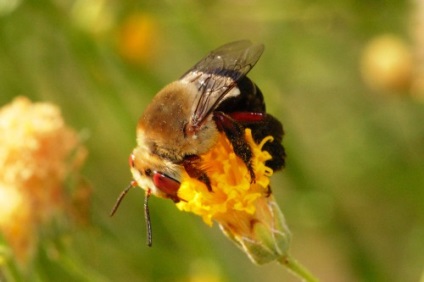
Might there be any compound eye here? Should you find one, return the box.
[128,154,135,168]
[152,171,181,202]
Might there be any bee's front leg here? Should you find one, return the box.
[182,155,212,191]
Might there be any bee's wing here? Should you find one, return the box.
[180,40,264,131]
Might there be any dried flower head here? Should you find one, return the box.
[0,97,87,265]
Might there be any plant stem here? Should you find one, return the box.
[278,254,319,282]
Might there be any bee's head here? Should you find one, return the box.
[129,144,181,202]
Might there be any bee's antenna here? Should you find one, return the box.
[144,189,153,247]
[110,181,136,216]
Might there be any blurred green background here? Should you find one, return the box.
[1,0,424,281]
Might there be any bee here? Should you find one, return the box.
[111,40,285,246]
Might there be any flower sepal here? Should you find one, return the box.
[218,195,291,265]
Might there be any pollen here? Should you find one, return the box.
[176,129,274,226]
[176,128,292,265]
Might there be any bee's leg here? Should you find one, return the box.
[183,155,212,191]
[230,113,286,172]
[244,114,286,172]
[213,111,256,183]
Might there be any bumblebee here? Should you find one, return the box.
[111,40,285,246]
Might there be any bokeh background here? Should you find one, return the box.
[1,0,424,281]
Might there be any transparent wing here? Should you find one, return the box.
[180,40,264,132]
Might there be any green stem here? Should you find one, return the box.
[278,254,319,282]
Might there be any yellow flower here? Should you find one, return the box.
[176,129,291,264]
[360,34,413,92]
[116,13,159,65]
[0,97,87,265]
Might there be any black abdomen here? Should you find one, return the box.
[217,76,286,172]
